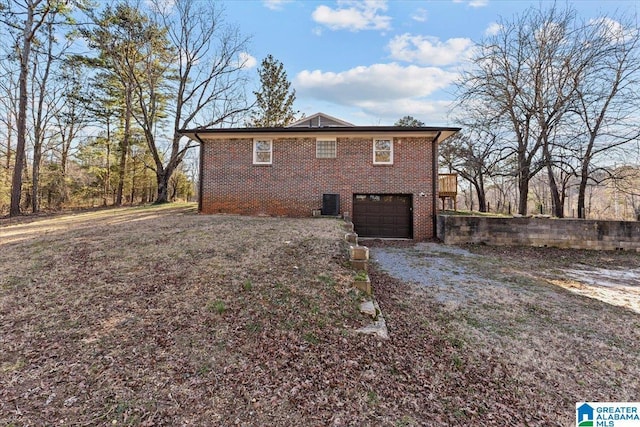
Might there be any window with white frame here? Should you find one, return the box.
[316,138,337,158]
[253,139,272,164]
[373,138,393,164]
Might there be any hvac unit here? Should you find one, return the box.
[321,194,340,216]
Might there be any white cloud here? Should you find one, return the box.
[452,0,488,8]
[294,62,460,124]
[312,0,391,32]
[484,22,502,36]
[388,34,475,66]
[295,63,457,105]
[412,8,428,23]
[238,52,257,69]
[359,99,453,124]
[263,0,292,10]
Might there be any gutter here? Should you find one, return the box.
[194,132,205,213]
[432,131,442,239]
[179,126,461,141]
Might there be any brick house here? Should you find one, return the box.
[180,113,460,240]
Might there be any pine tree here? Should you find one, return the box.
[249,55,298,127]
[395,116,425,127]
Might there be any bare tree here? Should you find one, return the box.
[440,125,505,212]
[2,0,54,216]
[530,10,592,218]
[30,13,70,212]
[0,52,19,190]
[51,59,89,205]
[457,5,640,218]
[571,14,640,218]
[151,0,250,203]
[0,57,21,212]
[458,7,554,215]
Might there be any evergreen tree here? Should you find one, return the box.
[249,55,298,127]
[395,116,425,127]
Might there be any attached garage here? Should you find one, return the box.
[352,194,413,239]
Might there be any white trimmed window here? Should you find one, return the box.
[253,139,272,165]
[316,138,337,158]
[373,138,393,164]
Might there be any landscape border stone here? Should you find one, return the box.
[343,220,388,339]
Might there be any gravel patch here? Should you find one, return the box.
[371,242,486,304]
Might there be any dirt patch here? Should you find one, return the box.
[464,244,640,315]
[2,207,639,425]
[543,267,640,316]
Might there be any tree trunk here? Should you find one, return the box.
[155,167,170,204]
[115,88,132,206]
[129,154,136,205]
[577,175,588,219]
[115,137,127,206]
[476,187,487,212]
[547,165,563,217]
[543,143,563,218]
[60,145,69,204]
[5,119,12,174]
[517,170,529,215]
[104,116,111,206]
[31,20,54,214]
[474,175,487,212]
[9,7,36,217]
[31,146,42,213]
[577,157,590,219]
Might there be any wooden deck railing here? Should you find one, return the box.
[438,174,457,210]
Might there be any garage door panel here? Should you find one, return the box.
[352,194,412,239]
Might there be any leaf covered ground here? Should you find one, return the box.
[1,204,638,426]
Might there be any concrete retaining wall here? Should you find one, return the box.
[437,215,640,251]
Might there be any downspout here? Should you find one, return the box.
[432,132,442,239]
[194,133,205,212]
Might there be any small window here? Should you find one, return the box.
[316,139,337,158]
[253,139,272,165]
[373,139,393,164]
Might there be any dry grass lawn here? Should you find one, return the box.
[1,204,639,426]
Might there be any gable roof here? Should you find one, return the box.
[286,112,355,128]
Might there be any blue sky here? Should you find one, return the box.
[221,0,639,126]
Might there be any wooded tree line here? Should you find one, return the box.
[0,0,259,216]
[442,5,640,220]
[0,0,298,217]
[3,2,637,220]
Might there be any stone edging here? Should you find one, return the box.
[343,220,389,339]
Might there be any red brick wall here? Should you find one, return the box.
[200,136,436,239]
